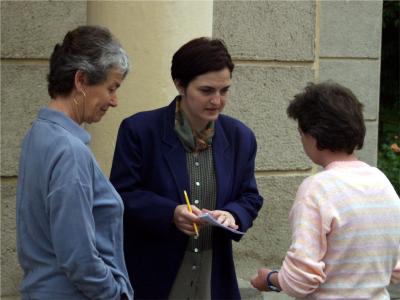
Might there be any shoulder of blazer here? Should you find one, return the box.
[217,114,255,138]
[120,101,175,131]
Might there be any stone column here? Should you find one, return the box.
[86,1,213,175]
[319,0,382,166]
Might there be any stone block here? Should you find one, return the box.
[319,59,380,120]
[238,277,295,299]
[263,293,294,300]
[320,0,382,58]
[234,175,307,281]
[356,121,378,167]
[1,1,86,58]
[1,178,23,296]
[213,1,315,61]
[225,64,314,171]
[1,63,49,176]
[238,278,263,300]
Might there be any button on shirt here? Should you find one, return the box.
[16,108,133,300]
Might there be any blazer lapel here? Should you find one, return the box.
[162,100,188,204]
[213,119,233,209]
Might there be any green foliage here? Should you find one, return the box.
[378,144,400,195]
[378,108,400,195]
[378,1,400,195]
[382,1,399,29]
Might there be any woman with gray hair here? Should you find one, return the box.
[16,25,133,300]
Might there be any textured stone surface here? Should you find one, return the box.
[1,179,23,296]
[320,0,382,58]
[234,175,307,282]
[319,59,380,120]
[213,1,315,61]
[356,121,378,167]
[263,293,294,300]
[238,278,294,299]
[1,1,86,58]
[238,278,263,299]
[1,63,49,176]
[225,64,314,171]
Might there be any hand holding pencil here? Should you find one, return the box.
[183,190,199,236]
[172,191,201,236]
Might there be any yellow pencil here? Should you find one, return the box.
[183,190,199,236]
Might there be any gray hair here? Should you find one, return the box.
[47,25,130,98]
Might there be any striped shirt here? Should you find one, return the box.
[278,160,400,299]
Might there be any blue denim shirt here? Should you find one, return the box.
[16,108,133,300]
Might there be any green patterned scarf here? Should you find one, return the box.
[174,96,214,153]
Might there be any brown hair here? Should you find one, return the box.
[171,37,234,88]
[287,81,366,154]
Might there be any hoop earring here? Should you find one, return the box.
[80,90,86,123]
[71,96,83,123]
[73,96,79,105]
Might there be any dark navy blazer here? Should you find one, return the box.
[110,99,263,300]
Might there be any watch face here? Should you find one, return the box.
[268,284,281,292]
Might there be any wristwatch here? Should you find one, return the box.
[266,270,281,292]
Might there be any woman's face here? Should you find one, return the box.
[177,68,231,131]
[83,68,124,123]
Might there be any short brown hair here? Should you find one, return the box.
[287,81,366,154]
[171,37,234,88]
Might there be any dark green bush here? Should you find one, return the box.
[378,107,399,195]
[378,136,400,195]
[378,1,399,195]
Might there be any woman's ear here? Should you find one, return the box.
[74,70,87,93]
[173,79,185,96]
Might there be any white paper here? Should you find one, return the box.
[199,213,245,235]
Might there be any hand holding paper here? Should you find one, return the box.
[200,210,244,235]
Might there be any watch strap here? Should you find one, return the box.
[266,270,281,292]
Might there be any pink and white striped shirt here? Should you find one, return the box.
[278,160,400,299]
